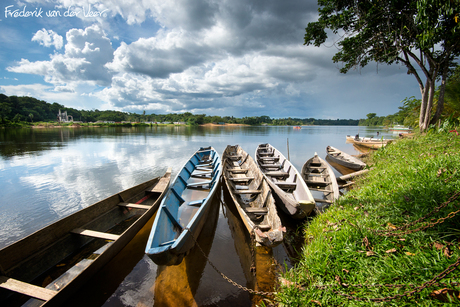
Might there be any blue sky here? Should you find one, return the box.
[0,0,420,119]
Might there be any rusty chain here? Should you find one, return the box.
[356,191,460,237]
[316,256,460,302]
[184,227,275,297]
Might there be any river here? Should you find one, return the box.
[0,125,392,306]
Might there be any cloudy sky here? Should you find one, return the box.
[0,0,420,119]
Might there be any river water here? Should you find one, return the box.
[0,125,392,306]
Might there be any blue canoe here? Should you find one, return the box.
[145,146,222,265]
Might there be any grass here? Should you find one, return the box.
[275,130,460,306]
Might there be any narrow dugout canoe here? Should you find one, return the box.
[302,153,339,212]
[255,144,315,219]
[0,168,171,307]
[145,147,221,266]
[326,145,366,171]
[222,145,283,247]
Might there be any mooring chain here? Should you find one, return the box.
[318,256,460,302]
[184,227,275,297]
[355,191,460,237]
[250,229,257,276]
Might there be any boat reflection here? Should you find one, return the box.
[152,192,220,307]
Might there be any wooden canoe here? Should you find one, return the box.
[346,135,392,149]
[0,168,171,307]
[255,144,315,219]
[145,147,222,266]
[326,145,366,171]
[222,145,284,247]
[302,153,339,212]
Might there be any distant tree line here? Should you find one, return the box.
[0,93,359,126]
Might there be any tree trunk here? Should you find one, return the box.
[430,65,448,125]
[419,79,430,132]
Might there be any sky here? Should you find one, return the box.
[0,0,421,119]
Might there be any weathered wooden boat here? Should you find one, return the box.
[0,169,171,307]
[302,153,339,212]
[326,145,366,171]
[222,145,284,247]
[145,147,221,266]
[346,135,392,149]
[255,144,315,219]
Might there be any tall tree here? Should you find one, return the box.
[304,0,460,131]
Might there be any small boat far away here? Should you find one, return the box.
[145,147,222,266]
[326,145,366,171]
[0,168,171,307]
[222,145,284,247]
[255,144,316,219]
[302,153,339,213]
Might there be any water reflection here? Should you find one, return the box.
[0,125,385,306]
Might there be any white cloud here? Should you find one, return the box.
[7,24,114,87]
[32,29,64,49]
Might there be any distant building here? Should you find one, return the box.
[57,110,73,123]
[174,122,186,125]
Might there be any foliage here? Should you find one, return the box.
[277,131,460,306]
[304,0,460,132]
[0,94,360,127]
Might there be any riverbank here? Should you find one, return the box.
[276,131,460,306]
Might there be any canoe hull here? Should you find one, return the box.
[302,154,339,212]
[326,145,366,171]
[145,147,222,266]
[0,169,171,307]
[222,145,283,247]
[255,144,315,219]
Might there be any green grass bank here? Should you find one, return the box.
[276,130,460,306]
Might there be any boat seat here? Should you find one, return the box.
[233,189,262,194]
[159,239,176,247]
[257,224,271,230]
[228,168,249,173]
[245,207,268,214]
[186,199,205,207]
[187,181,211,188]
[265,171,289,178]
[0,276,58,301]
[258,156,279,161]
[275,182,297,189]
[71,229,120,241]
[191,171,211,178]
[227,155,242,160]
[228,176,254,182]
[118,202,151,210]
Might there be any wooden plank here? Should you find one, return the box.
[265,171,289,177]
[228,168,249,173]
[150,175,170,193]
[337,169,369,181]
[314,198,332,204]
[275,182,297,189]
[233,189,262,194]
[71,229,120,241]
[228,176,254,181]
[118,203,151,210]
[245,207,268,214]
[0,276,58,301]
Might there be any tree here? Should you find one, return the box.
[304,0,460,132]
[366,113,377,120]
